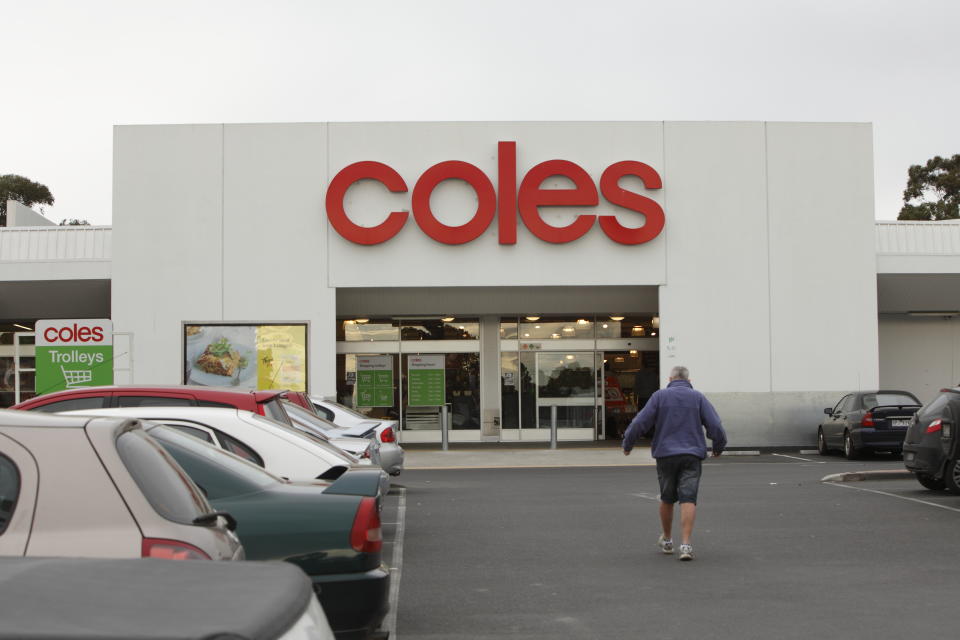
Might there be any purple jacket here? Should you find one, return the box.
[622,379,727,459]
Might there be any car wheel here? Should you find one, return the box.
[844,431,859,460]
[916,472,947,491]
[817,429,830,456]
[944,458,960,493]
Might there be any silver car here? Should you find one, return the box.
[0,409,243,561]
[310,398,405,476]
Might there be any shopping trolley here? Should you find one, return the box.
[61,366,93,388]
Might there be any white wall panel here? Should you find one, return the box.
[222,124,336,396]
[326,122,666,288]
[879,316,960,405]
[659,122,770,392]
[766,123,878,392]
[112,125,224,383]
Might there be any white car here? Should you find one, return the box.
[310,398,405,476]
[57,407,388,494]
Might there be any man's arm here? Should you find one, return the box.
[700,395,727,456]
[623,392,659,454]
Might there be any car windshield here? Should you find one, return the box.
[244,411,359,464]
[282,401,346,435]
[147,425,279,500]
[863,393,919,409]
[324,400,372,421]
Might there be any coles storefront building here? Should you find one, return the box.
[3,121,893,446]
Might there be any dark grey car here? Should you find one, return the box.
[903,387,960,491]
[818,390,921,459]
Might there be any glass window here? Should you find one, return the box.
[864,393,920,408]
[115,429,213,524]
[337,354,399,422]
[400,318,479,341]
[168,424,215,444]
[29,396,107,413]
[499,318,518,340]
[595,315,660,339]
[500,352,519,429]
[338,317,399,342]
[282,401,341,437]
[315,404,335,421]
[198,400,236,409]
[918,392,954,422]
[401,353,480,430]
[248,413,357,464]
[321,400,370,421]
[217,432,264,466]
[148,426,277,501]
[260,398,292,425]
[518,315,595,340]
[0,454,20,535]
[117,396,193,408]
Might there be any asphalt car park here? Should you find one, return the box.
[388,453,960,640]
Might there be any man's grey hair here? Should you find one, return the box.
[669,366,690,380]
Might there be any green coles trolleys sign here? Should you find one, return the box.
[36,320,113,394]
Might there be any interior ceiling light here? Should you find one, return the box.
[523,333,530,338]
[13,323,33,331]
[601,323,608,329]
[551,333,561,339]
[630,350,639,356]
[614,356,625,363]
[562,326,575,333]
[441,316,455,322]
[525,315,540,321]
[907,310,959,317]
[535,325,541,329]
[610,315,625,322]
[355,318,369,324]
[576,318,590,325]
[651,332,657,336]
[566,354,575,360]
[344,320,356,325]
[652,316,660,328]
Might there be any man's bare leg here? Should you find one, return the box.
[659,502,674,540]
[680,502,696,545]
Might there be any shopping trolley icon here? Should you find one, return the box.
[61,366,93,388]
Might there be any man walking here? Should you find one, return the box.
[622,366,726,561]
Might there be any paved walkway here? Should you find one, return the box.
[403,445,656,469]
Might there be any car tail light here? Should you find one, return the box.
[379,426,396,443]
[926,419,943,434]
[141,538,211,560]
[361,446,371,459]
[861,412,875,427]
[350,497,382,554]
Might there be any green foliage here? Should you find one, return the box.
[58,218,90,226]
[898,155,960,221]
[0,174,55,226]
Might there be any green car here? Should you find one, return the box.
[145,424,390,640]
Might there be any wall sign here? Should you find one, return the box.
[184,324,307,391]
[407,354,446,407]
[356,355,394,407]
[36,319,113,394]
[326,141,665,246]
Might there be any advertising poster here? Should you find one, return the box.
[407,354,446,406]
[184,324,306,391]
[355,355,393,407]
[35,319,113,395]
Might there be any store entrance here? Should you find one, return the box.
[601,350,660,440]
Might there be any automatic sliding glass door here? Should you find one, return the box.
[533,351,597,440]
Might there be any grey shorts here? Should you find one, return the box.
[656,454,702,504]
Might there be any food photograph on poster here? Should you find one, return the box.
[183,324,307,390]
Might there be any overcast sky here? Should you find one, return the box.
[3,0,958,225]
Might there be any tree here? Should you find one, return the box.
[58,218,90,226]
[0,174,55,226]
[898,155,960,221]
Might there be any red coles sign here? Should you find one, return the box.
[326,141,665,246]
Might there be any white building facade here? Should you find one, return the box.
[3,121,959,448]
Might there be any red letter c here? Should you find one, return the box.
[326,162,409,245]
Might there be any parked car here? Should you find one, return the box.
[60,406,391,499]
[0,409,243,561]
[143,422,390,640]
[0,556,334,640]
[311,397,405,476]
[903,386,960,491]
[818,390,922,459]
[286,400,402,476]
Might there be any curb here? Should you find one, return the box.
[821,470,913,483]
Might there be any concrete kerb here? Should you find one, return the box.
[821,470,914,483]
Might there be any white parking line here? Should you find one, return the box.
[825,481,960,514]
[383,487,406,639]
[771,453,825,464]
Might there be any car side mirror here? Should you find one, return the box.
[824,408,833,415]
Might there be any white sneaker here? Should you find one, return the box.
[678,544,693,561]
[657,535,674,554]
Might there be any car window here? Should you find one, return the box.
[30,396,106,413]
[843,396,859,412]
[260,398,292,425]
[326,401,370,421]
[115,429,213,524]
[116,396,194,408]
[216,432,264,467]
[148,426,279,501]
[315,404,335,421]
[198,400,236,409]
[246,412,357,463]
[169,424,215,444]
[863,393,919,409]
[832,396,850,414]
[282,401,341,435]
[919,392,953,421]
[0,454,19,535]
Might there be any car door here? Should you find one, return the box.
[0,432,40,556]
[826,395,852,447]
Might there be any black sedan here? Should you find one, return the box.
[818,390,921,459]
[903,386,960,491]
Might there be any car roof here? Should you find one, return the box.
[0,557,315,640]
[0,408,93,429]
[58,406,250,420]
[15,385,287,405]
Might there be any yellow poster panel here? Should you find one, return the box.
[256,325,307,391]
